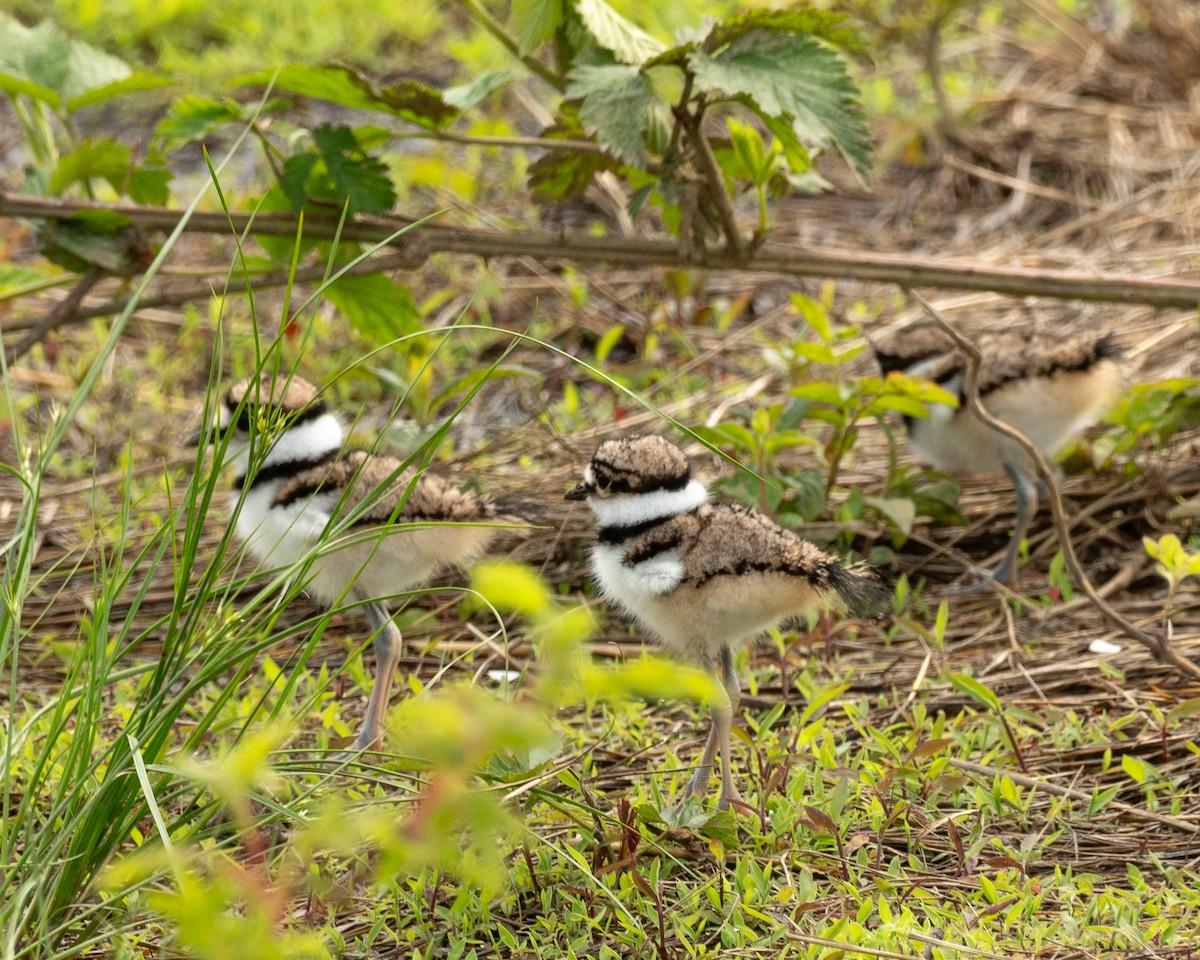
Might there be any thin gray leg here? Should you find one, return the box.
[944,462,1039,595]
[990,462,1039,586]
[350,601,403,751]
[683,656,721,801]
[682,646,745,811]
[715,644,745,810]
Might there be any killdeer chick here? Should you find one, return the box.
[872,325,1122,588]
[210,374,499,751]
[566,435,881,810]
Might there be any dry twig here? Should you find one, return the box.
[4,193,1200,309]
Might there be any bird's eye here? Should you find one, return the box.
[595,473,611,492]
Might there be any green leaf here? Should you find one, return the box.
[238,63,457,129]
[946,672,1001,712]
[705,9,863,57]
[66,71,172,112]
[48,138,131,195]
[444,69,513,110]
[789,381,844,405]
[512,0,565,56]
[281,125,396,215]
[60,34,136,106]
[1167,697,1200,724]
[312,124,395,214]
[690,30,872,183]
[1121,753,1152,784]
[155,96,244,150]
[1087,784,1120,816]
[575,0,665,65]
[865,394,931,418]
[799,683,849,726]
[280,153,320,210]
[651,8,863,67]
[788,341,837,364]
[527,147,620,201]
[39,219,134,273]
[47,138,171,204]
[863,495,916,537]
[727,117,774,185]
[791,292,832,342]
[0,263,62,296]
[323,272,420,345]
[565,64,660,165]
[125,164,171,206]
[0,16,72,107]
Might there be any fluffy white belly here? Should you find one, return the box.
[591,544,684,606]
[232,488,485,606]
[910,367,1117,474]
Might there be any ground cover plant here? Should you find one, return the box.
[2,1,1200,958]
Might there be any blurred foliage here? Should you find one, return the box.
[700,288,963,550]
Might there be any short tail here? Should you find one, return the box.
[828,561,890,617]
[1091,332,1125,364]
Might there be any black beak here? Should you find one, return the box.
[565,481,592,502]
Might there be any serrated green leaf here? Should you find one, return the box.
[60,35,135,106]
[706,9,863,57]
[280,152,320,211]
[0,16,71,108]
[238,63,457,129]
[565,64,660,165]
[323,272,419,345]
[513,0,566,56]
[311,123,395,214]
[66,71,172,112]
[444,69,513,110]
[691,30,872,183]
[576,0,664,65]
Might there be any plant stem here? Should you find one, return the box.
[678,105,745,259]
[5,193,1200,309]
[452,0,564,89]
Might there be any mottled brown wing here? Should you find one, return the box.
[680,504,839,586]
[876,324,1116,396]
[273,451,494,525]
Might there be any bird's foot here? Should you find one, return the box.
[715,786,747,814]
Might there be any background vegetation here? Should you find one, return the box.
[2,0,1200,957]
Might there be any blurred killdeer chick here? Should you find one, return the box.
[566,435,881,810]
[872,325,1122,588]
[209,374,499,751]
